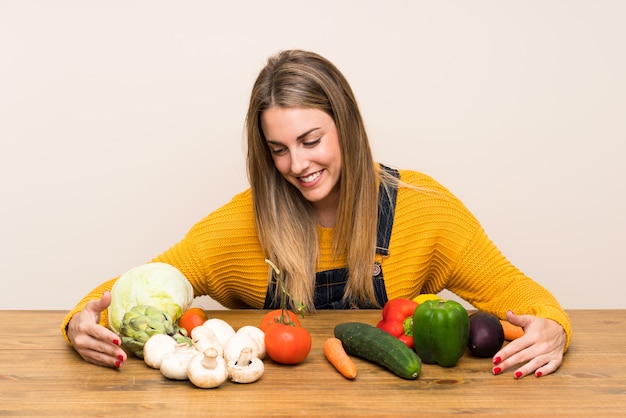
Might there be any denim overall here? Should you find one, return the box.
[263,165,400,309]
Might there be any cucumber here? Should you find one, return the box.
[334,322,421,380]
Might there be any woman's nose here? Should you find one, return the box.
[289,149,310,174]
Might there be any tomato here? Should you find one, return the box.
[178,307,208,335]
[260,309,301,332]
[264,323,312,365]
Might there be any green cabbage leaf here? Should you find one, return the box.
[108,262,194,334]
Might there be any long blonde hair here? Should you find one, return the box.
[245,50,383,310]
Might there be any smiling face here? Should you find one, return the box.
[261,107,342,216]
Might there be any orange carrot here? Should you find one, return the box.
[324,337,357,379]
[500,320,524,341]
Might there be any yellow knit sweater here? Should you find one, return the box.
[62,169,571,348]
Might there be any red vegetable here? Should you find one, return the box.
[376,298,419,348]
[262,259,311,365]
[260,309,301,332]
[264,322,312,365]
[178,307,208,336]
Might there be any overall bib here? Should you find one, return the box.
[263,165,400,309]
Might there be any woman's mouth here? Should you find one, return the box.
[298,170,322,186]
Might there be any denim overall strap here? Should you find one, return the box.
[263,164,400,309]
[376,164,400,256]
[368,164,400,308]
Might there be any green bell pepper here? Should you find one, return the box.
[412,299,470,367]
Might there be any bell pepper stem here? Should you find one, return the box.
[403,316,413,337]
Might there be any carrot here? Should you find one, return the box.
[500,320,524,341]
[324,337,357,379]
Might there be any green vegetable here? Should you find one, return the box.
[119,305,178,358]
[412,299,469,367]
[108,262,194,335]
[334,322,421,380]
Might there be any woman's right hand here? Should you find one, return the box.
[67,291,127,368]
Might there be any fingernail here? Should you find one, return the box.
[493,357,501,365]
[118,354,124,361]
[536,371,542,377]
[113,339,120,346]
[115,361,121,368]
[493,367,502,375]
[515,371,523,379]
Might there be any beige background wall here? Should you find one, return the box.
[1,1,624,310]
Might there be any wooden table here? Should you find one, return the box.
[1,310,625,417]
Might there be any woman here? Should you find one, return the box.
[63,50,569,378]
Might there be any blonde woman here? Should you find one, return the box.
[64,50,569,379]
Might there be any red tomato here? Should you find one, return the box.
[264,323,312,365]
[260,309,301,332]
[178,308,208,335]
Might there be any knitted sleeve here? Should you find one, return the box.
[61,189,269,344]
[447,227,572,350]
[386,169,572,350]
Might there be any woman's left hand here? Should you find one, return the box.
[491,310,566,379]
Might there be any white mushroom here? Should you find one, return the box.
[223,332,260,364]
[160,343,198,380]
[191,325,223,357]
[186,347,228,389]
[142,334,178,369]
[228,347,264,384]
[236,325,266,359]
[201,318,236,348]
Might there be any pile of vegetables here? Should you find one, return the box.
[331,295,522,380]
[374,296,512,367]
[108,262,266,388]
[108,260,315,388]
[107,261,523,384]
[143,315,266,388]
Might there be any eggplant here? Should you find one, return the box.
[468,311,504,357]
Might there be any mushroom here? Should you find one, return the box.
[236,325,266,359]
[223,332,260,363]
[191,325,223,357]
[228,347,264,384]
[186,347,228,389]
[201,318,236,348]
[160,343,198,380]
[143,334,177,369]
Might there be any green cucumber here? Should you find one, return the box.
[334,322,421,380]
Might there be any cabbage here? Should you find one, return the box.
[108,262,194,334]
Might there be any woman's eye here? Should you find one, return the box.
[270,147,286,155]
[304,138,321,147]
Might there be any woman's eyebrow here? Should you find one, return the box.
[266,127,322,145]
[297,127,321,140]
